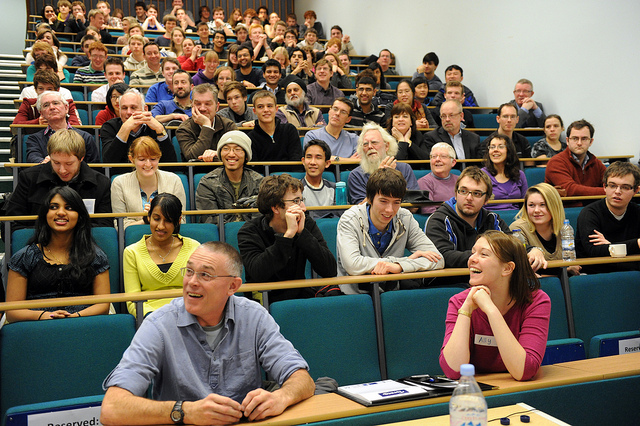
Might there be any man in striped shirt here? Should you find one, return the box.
[73,41,108,85]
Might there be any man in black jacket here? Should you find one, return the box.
[425,166,546,270]
[100,89,176,164]
[238,174,337,302]
[6,129,112,230]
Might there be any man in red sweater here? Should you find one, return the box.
[545,119,606,198]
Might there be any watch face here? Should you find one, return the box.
[171,411,181,421]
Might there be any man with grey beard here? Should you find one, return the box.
[347,122,419,204]
[275,77,325,128]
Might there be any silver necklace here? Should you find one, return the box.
[155,236,175,263]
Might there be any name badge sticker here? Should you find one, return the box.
[474,334,498,347]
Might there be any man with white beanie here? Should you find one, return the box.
[195,130,264,224]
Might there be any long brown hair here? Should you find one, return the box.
[480,230,540,307]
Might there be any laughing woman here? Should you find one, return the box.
[6,187,110,322]
[440,231,550,381]
[123,193,199,318]
[111,136,186,229]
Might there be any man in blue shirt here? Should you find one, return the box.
[151,70,193,124]
[101,242,314,425]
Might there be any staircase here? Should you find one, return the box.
[0,54,23,256]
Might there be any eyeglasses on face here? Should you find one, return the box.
[282,197,305,205]
[457,188,487,199]
[180,267,235,282]
[605,182,634,192]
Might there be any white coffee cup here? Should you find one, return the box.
[609,244,627,258]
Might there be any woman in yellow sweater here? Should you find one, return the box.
[123,193,199,317]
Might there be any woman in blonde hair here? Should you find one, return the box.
[509,183,581,275]
[111,136,186,229]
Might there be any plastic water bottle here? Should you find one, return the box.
[335,181,347,205]
[560,219,576,261]
[512,229,527,247]
[449,364,487,426]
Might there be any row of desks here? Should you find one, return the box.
[251,352,640,425]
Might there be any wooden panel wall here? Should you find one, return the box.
[28,1,295,23]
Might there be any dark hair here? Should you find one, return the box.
[106,82,129,113]
[305,28,318,37]
[479,230,540,307]
[497,102,518,117]
[222,80,247,100]
[422,52,439,66]
[172,69,192,86]
[303,139,332,161]
[262,58,281,73]
[333,97,353,116]
[142,41,159,55]
[105,56,125,74]
[148,193,183,234]
[134,1,147,11]
[29,186,97,290]
[367,62,387,89]
[544,114,564,129]
[366,168,406,202]
[33,69,60,91]
[256,174,304,220]
[482,134,521,181]
[34,53,58,71]
[411,75,429,88]
[331,24,342,33]
[236,45,252,59]
[386,102,417,136]
[603,161,640,188]
[567,119,595,139]
[396,78,415,97]
[290,46,305,59]
[445,64,463,76]
[212,30,226,42]
[40,4,56,21]
[356,75,376,88]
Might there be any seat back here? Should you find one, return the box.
[496,209,520,227]
[524,167,547,187]
[472,113,498,129]
[569,271,640,357]
[270,295,381,385]
[315,217,339,259]
[539,277,570,341]
[0,314,135,420]
[381,287,462,378]
[124,223,219,247]
[564,206,582,230]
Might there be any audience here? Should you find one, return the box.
[325,53,353,89]
[377,49,397,76]
[177,38,203,71]
[258,59,283,96]
[217,81,257,127]
[95,82,128,126]
[338,168,444,294]
[235,46,265,88]
[440,231,549,381]
[111,137,186,229]
[481,134,528,211]
[425,166,546,271]
[327,25,357,55]
[413,52,442,90]
[244,24,273,60]
[431,65,478,107]
[176,84,237,162]
[576,162,640,274]
[545,119,606,198]
[238,174,337,302]
[286,47,315,84]
[306,59,344,105]
[510,183,581,276]
[387,103,430,160]
[212,66,236,103]
[248,91,302,162]
[417,142,459,214]
[385,81,430,127]
[101,89,177,164]
[303,97,358,158]
[195,131,263,224]
[6,186,111,323]
[145,58,180,103]
[275,77,325,128]
[123,193,199,318]
[211,31,228,60]
[348,122,419,204]
[424,100,481,169]
[70,34,96,67]
[5,129,112,229]
[509,78,546,128]
[433,81,475,128]
[141,4,164,31]
[192,52,221,86]
[151,70,193,124]
[26,91,98,164]
[300,140,337,220]
[101,241,314,424]
[532,115,567,160]
[92,57,126,103]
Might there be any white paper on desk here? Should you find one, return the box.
[28,406,102,426]
[337,379,430,406]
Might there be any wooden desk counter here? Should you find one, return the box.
[554,351,640,379]
[382,403,568,425]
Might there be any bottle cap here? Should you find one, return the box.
[500,418,510,425]
[459,364,475,376]
[520,415,530,423]
[336,181,346,187]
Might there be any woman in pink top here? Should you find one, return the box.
[440,230,550,381]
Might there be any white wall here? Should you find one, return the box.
[0,3,28,55]
[296,0,640,158]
